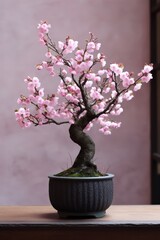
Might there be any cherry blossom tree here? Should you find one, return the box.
[15,21,153,176]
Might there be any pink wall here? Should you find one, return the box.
[0,0,150,205]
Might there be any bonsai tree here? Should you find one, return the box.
[15,21,153,177]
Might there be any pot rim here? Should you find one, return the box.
[48,173,114,180]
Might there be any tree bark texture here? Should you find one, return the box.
[69,124,95,168]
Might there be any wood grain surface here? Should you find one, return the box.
[0,205,160,240]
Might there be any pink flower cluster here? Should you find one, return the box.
[37,21,51,45]
[15,21,153,135]
[16,76,60,126]
[58,38,78,54]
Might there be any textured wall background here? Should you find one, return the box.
[0,0,150,205]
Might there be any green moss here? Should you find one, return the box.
[55,166,103,177]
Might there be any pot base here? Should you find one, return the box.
[58,210,106,218]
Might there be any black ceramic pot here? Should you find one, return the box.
[48,173,114,218]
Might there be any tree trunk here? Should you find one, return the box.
[69,124,96,169]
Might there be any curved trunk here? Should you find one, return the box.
[69,124,96,169]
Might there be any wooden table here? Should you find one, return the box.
[0,205,160,240]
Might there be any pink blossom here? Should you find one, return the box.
[86,73,96,80]
[90,87,104,100]
[120,71,134,88]
[98,70,106,76]
[97,53,101,60]
[39,36,46,45]
[61,69,67,76]
[17,107,26,116]
[111,90,117,98]
[138,64,153,83]
[115,104,121,110]
[36,96,44,106]
[75,49,84,55]
[63,38,78,54]
[94,76,101,82]
[17,98,22,104]
[75,54,83,62]
[57,84,67,97]
[65,77,72,84]
[105,69,112,78]
[112,122,121,128]
[117,96,123,103]
[98,116,109,127]
[98,116,121,135]
[28,94,36,102]
[110,63,123,76]
[58,41,64,50]
[85,81,93,88]
[86,60,93,68]
[42,61,48,68]
[87,42,96,53]
[56,57,64,66]
[101,59,106,67]
[46,105,54,113]
[123,77,135,88]
[45,51,52,58]
[84,52,94,61]
[73,61,92,74]
[99,127,111,135]
[27,82,35,94]
[24,122,32,128]
[17,96,31,106]
[39,88,44,97]
[134,83,142,91]
[142,64,153,74]
[78,62,88,72]
[141,73,153,83]
[96,43,101,50]
[32,77,40,87]
[115,108,123,115]
[37,21,51,34]
[68,39,78,49]
[98,101,105,112]
[67,84,80,95]
[123,90,134,101]
[103,87,111,94]
[51,56,58,64]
